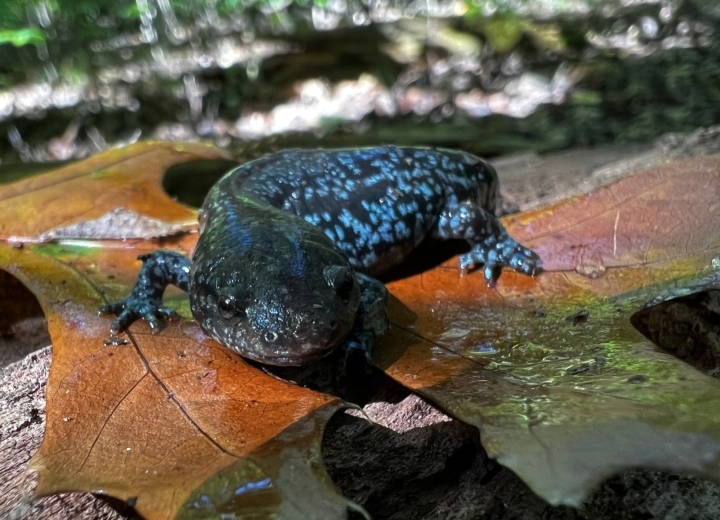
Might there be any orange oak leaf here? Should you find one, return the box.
[1,239,355,519]
[0,142,358,519]
[373,154,720,505]
[0,141,229,242]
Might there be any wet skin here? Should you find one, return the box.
[101,146,541,366]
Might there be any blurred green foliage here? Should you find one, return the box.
[1,0,719,163]
[0,0,327,30]
[0,0,335,53]
[513,36,720,149]
[0,28,47,46]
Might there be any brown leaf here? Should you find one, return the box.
[375,155,720,505]
[0,142,354,519]
[0,141,229,242]
[3,241,352,519]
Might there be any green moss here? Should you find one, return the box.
[35,243,98,258]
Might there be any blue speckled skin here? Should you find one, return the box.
[233,146,540,279]
[101,146,540,366]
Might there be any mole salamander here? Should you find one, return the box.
[101,146,541,366]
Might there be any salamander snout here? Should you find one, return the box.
[194,263,361,366]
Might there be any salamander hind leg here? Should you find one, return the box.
[99,250,191,334]
[436,202,542,285]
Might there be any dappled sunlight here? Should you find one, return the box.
[1,0,717,164]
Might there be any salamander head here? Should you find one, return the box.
[190,261,361,366]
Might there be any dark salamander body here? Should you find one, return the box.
[102,146,541,366]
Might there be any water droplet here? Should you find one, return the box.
[467,342,498,356]
[712,255,720,269]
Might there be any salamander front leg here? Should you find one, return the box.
[99,250,191,334]
[435,202,542,285]
[340,272,389,372]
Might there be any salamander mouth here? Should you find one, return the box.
[216,315,352,367]
[238,335,347,366]
[249,347,335,367]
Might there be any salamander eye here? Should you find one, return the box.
[217,289,246,320]
[324,265,355,300]
[217,294,236,320]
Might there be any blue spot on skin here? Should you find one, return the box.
[375,221,392,241]
[394,221,410,238]
[419,182,433,198]
[339,209,356,229]
[304,214,321,226]
[335,225,345,240]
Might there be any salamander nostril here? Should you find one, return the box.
[329,320,338,329]
[264,331,278,343]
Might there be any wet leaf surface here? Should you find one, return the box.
[0,142,352,519]
[374,154,720,505]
